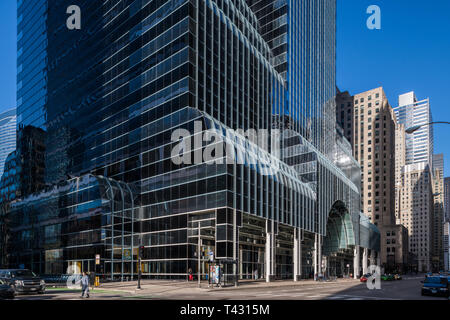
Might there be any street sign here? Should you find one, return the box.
[95,254,100,265]
[123,249,132,261]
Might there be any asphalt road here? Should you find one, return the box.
[11,276,448,300]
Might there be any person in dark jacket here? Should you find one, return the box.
[80,272,90,298]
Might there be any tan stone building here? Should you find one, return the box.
[431,166,444,271]
[383,224,409,269]
[395,124,406,224]
[337,87,399,268]
[397,162,433,272]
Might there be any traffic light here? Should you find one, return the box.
[139,246,145,259]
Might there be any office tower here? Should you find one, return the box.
[444,221,450,271]
[7,0,380,280]
[0,108,16,177]
[395,123,406,224]
[445,177,450,221]
[432,153,444,271]
[339,88,396,227]
[337,87,403,270]
[398,162,433,272]
[393,92,433,167]
[431,166,444,271]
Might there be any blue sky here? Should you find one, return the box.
[0,0,449,175]
[337,0,450,176]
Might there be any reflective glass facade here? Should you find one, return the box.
[8,0,380,280]
[6,175,137,279]
[17,0,47,128]
[246,0,337,154]
[0,108,17,177]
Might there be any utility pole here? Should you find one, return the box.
[198,221,201,288]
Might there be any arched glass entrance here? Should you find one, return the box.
[323,201,356,278]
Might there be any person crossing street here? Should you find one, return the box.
[80,272,90,298]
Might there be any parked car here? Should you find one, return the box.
[381,274,395,281]
[0,269,45,295]
[421,276,449,297]
[394,274,402,280]
[0,279,15,299]
[360,273,371,282]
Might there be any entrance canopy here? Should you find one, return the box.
[323,201,381,256]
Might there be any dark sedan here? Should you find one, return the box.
[0,269,45,295]
[421,276,449,297]
[0,279,15,299]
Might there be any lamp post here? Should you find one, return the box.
[197,221,202,288]
[405,122,450,134]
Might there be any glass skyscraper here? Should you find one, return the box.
[394,91,434,167]
[7,0,380,281]
[246,0,337,155]
[16,0,47,129]
[0,108,17,177]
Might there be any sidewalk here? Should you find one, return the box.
[96,277,360,295]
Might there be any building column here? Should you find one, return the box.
[313,234,318,280]
[293,228,302,281]
[265,231,276,282]
[233,210,239,287]
[265,220,275,283]
[353,245,360,279]
[363,248,368,275]
[318,235,323,276]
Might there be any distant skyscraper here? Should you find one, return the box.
[431,154,444,270]
[445,177,450,221]
[0,108,17,177]
[433,154,444,176]
[393,92,433,167]
[398,162,434,272]
[444,222,450,271]
[395,123,406,224]
[432,166,444,271]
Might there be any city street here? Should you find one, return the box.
[12,275,448,301]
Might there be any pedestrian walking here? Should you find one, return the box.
[188,268,193,281]
[80,272,90,298]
